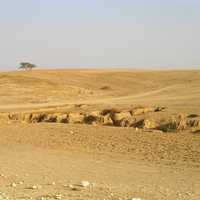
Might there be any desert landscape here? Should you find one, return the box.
[0,69,200,200]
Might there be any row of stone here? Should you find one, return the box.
[1,107,200,132]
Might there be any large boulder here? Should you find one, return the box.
[22,113,33,123]
[118,117,136,127]
[68,113,84,124]
[30,113,47,123]
[57,113,69,123]
[143,119,158,129]
[43,114,57,122]
[8,113,21,121]
[84,111,102,125]
[111,112,132,126]
[101,114,113,126]
[132,118,159,130]
[158,115,188,132]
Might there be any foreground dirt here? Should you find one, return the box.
[0,69,200,199]
[0,123,200,200]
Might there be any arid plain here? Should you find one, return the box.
[0,69,200,200]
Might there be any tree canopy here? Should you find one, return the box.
[19,62,37,70]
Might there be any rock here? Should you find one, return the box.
[68,113,84,124]
[8,113,20,121]
[143,119,158,129]
[158,115,188,132]
[154,107,166,112]
[132,119,145,128]
[68,184,80,191]
[111,112,132,126]
[101,114,113,126]
[31,185,38,190]
[100,85,111,90]
[10,183,17,187]
[53,194,62,199]
[84,112,101,125]
[129,198,142,200]
[57,114,68,123]
[30,113,46,123]
[43,114,57,122]
[118,117,136,127]
[187,118,200,128]
[80,181,90,187]
[23,113,32,123]
[27,185,41,190]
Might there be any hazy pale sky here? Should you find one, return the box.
[0,0,200,70]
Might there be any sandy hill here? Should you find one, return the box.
[0,69,200,113]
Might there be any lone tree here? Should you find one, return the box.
[19,62,37,71]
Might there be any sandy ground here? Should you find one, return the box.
[0,69,200,200]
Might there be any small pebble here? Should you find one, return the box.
[80,181,90,187]
[0,174,5,178]
[11,183,17,187]
[28,185,41,190]
[130,198,142,200]
[53,194,62,199]
[69,184,78,191]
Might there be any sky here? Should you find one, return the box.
[0,0,200,70]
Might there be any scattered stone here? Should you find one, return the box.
[129,198,142,200]
[27,185,41,190]
[53,194,62,199]
[154,107,166,112]
[80,181,90,187]
[10,183,17,187]
[68,184,80,191]
[100,86,111,90]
